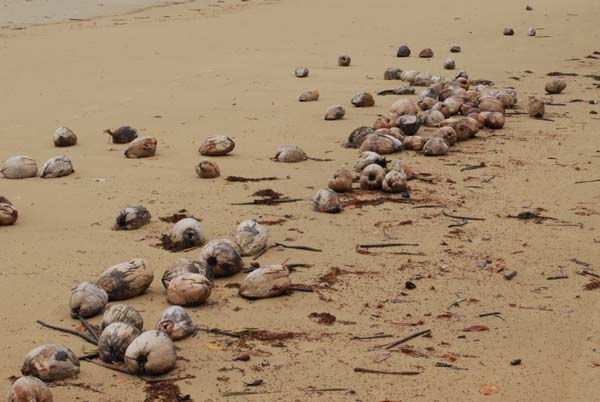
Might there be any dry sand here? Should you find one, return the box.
[1,0,600,400]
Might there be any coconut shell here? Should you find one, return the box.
[235,219,268,256]
[396,114,421,135]
[198,239,244,278]
[114,205,151,230]
[434,126,458,146]
[97,258,154,301]
[7,376,53,402]
[21,344,79,381]
[483,111,505,129]
[418,48,433,58]
[124,330,177,375]
[167,273,212,306]
[467,112,486,129]
[1,156,37,179]
[195,159,220,178]
[53,127,77,147]
[351,92,375,107]
[312,189,341,213]
[384,68,403,80]
[274,145,307,162]
[105,126,138,144]
[69,282,108,318]
[496,92,516,109]
[299,89,319,102]
[170,218,205,249]
[360,164,385,190]
[198,135,235,156]
[324,105,346,120]
[40,155,74,178]
[101,304,144,331]
[450,44,461,53]
[528,27,536,36]
[422,110,445,127]
[454,117,480,141]
[545,78,566,94]
[397,45,411,57]
[382,170,408,193]
[359,133,402,154]
[98,322,140,363]
[528,98,545,118]
[376,127,405,142]
[443,58,456,70]
[479,97,505,114]
[0,203,18,226]
[239,265,290,299]
[328,168,353,193]
[418,97,437,111]
[400,70,418,82]
[338,55,351,66]
[402,135,426,151]
[125,137,157,158]
[423,137,449,156]
[161,258,204,289]
[390,99,418,116]
[354,151,386,172]
[346,126,375,148]
[156,306,195,341]
[389,159,413,179]
[294,67,309,78]
[503,27,514,36]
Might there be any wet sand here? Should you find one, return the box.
[1,0,599,400]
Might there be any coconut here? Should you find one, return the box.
[354,151,386,172]
[455,77,470,90]
[239,265,290,299]
[324,105,346,120]
[161,258,204,288]
[98,322,140,363]
[299,89,319,102]
[113,205,151,230]
[442,96,463,116]
[101,304,144,331]
[104,126,138,144]
[166,272,212,306]
[418,48,433,58]
[443,58,456,70]
[328,168,353,193]
[40,155,74,178]
[382,170,408,193]
[360,164,385,190]
[389,98,419,116]
[422,109,446,127]
[351,92,375,107]
[294,66,309,78]
[195,159,220,178]
[198,135,235,156]
[496,92,516,109]
[360,133,402,154]
[394,86,416,95]
[400,70,418,82]
[124,330,177,375]
[198,239,243,278]
[434,126,458,146]
[234,220,268,257]
[124,137,157,158]
[528,27,536,36]
[274,144,308,163]
[7,376,53,402]
[503,27,514,36]
[467,112,486,129]
[1,156,37,179]
[53,127,77,147]
[450,44,461,53]
[483,111,505,129]
[396,114,421,135]
[69,282,108,318]
[312,189,341,213]
[402,135,426,151]
[528,98,545,118]
[21,345,79,381]
[418,96,437,111]
[545,78,567,94]
[338,55,351,66]
[423,137,449,156]
[390,159,413,179]
[454,117,480,141]
[376,127,405,142]
[384,68,403,80]
[0,203,18,226]
[156,306,195,341]
[97,258,154,301]
[346,126,375,148]
[397,45,411,57]
[373,114,394,129]
[478,97,505,114]
[170,218,205,249]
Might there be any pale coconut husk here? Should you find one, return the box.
[375,127,405,142]
[198,135,235,156]
[434,126,458,146]
[423,137,449,156]
[98,322,140,363]
[124,137,157,158]
[324,105,346,120]
[360,164,385,190]
[545,78,566,94]
[467,112,486,129]
[496,91,516,109]
[124,330,177,375]
[113,205,151,230]
[156,306,195,341]
[382,170,408,193]
[338,55,351,66]
[170,218,205,249]
[354,151,386,172]
[96,258,154,301]
[390,159,414,180]
[328,167,353,193]
[235,219,268,256]
[417,96,437,111]
[274,144,307,163]
[478,97,505,114]
[299,89,319,102]
[402,135,426,151]
[104,126,138,144]
[528,98,545,118]
[161,258,205,289]
[239,265,290,299]
[101,304,144,331]
[7,376,53,402]
[482,111,505,129]
[40,155,74,178]
[359,133,402,154]
[198,239,243,278]
[0,203,18,226]
[53,127,77,147]
[1,156,37,179]
[294,66,309,78]
[384,68,403,80]
[195,159,220,178]
[389,98,418,116]
[346,126,375,148]
[69,282,108,318]
[21,344,80,382]
[422,110,445,127]
[312,188,341,213]
[351,92,375,107]
[166,273,212,306]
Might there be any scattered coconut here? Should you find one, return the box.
[382,170,408,193]
[528,97,545,118]
[274,145,307,162]
[402,135,426,151]
[101,304,144,331]
[483,111,505,129]
[198,239,243,278]
[479,97,505,114]
[0,203,18,226]
[359,133,403,154]
[450,44,461,53]
[312,189,341,213]
[161,258,204,288]
[351,92,375,107]
[397,45,411,57]
[545,78,567,94]
[53,127,77,147]
[324,105,346,121]
[21,345,79,381]
[113,205,151,230]
[195,159,220,178]
[389,98,419,116]
[239,265,290,299]
[528,27,536,36]
[156,306,195,341]
[299,89,320,102]
[328,168,353,193]
[354,151,386,172]
[198,135,235,156]
[423,109,446,127]
[170,218,205,250]
[454,117,480,141]
[418,96,437,111]
[384,68,403,80]
[503,28,515,36]
[104,126,138,144]
[69,282,108,318]
[434,126,458,146]
[166,272,212,306]
[124,137,157,158]
[360,164,386,190]
[1,156,37,179]
[124,330,177,375]
[418,48,433,58]
[294,66,309,78]
[346,126,375,148]
[423,137,449,156]
[390,159,413,179]
[396,114,421,136]
[338,55,351,66]
[40,155,74,178]
[96,258,154,301]
[98,322,140,363]
[7,376,53,402]
[443,58,456,70]
[235,219,268,257]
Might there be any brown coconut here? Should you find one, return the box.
[198,135,235,156]
[360,164,385,190]
[124,330,177,375]
[195,159,220,178]
[96,258,154,301]
[101,304,144,331]
[0,203,18,226]
[98,322,140,363]
[124,137,157,158]
[359,133,402,154]
[382,170,408,193]
[239,265,290,299]
[166,273,212,306]
[69,282,108,318]
[198,239,243,278]
[7,376,53,402]
[21,345,79,382]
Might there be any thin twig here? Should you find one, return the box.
[196,327,241,338]
[353,367,421,375]
[413,204,445,209]
[442,211,485,221]
[574,179,600,184]
[83,359,132,375]
[448,297,466,310]
[252,244,277,260]
[145,374,196,383]
[78,316,99,342]
[288,286,314,292]
[231,198,303,206]
[37,320,98,345]
[78,352,99,360]
[577,270,600,278]
[357,243,419,249]
[377,329,432,350]
[274,242,322,252]
[351,334,393,340]
[448,219,468,228]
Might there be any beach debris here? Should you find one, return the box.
[482,111,505,129]
[397,114,421,135]
[113,205,151,230]
[338,55,351,66]
[360,133,403,154]
[443,58,456,70]
[104,126,138,144]
[299,89,320,102]
[124,330,177,375]
[7,376,53,402]
[166,273,212,306]
[69,282,108,318]
[528,97,545,118]
[169,217,205,249]
[434,126,458,146]
[382,170,408,193]
[346,126,375,148]
[360,164,386,190]
[390,98,419,116]
[545,78,567,94]
[450,44,461,53]
[40,155,74,178]
[390,159,413,179]
[21,344,79,381]
[294,66,309,78]
[101,304,144,331]
[312,189,341,213]
[239,265,290,299]
[235,219,268,257]
[478,96,505,113]
[324,105,346,120]
[98,322,140,363]
[528,27,536,36]
[526,5,533,10]
[422,109,445,127]
[1,156,37,179]
[328,168,353,192]
[351,92,375,107]
[96,258,154,301]
[402,135,426,151]
[0,202,18,226]
[452,117,481,141]
[162,258,203,289]
[195,159,220,178]
[423,137,449,156]
[53,127,77,147]
[199,239,244,278]
[384,68,403,80]
[397,45,411,57]
[274,145,307,163]
[199,135,235,156]
[354,151,386,172]
[503,28,515,36]
[124,137,157,158]
[479,384,499,396]
[156,306,195,341]
[418,48,433,58]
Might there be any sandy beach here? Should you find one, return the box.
[1,0,599,400]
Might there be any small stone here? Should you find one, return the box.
[511,359,522,366]
[418,48,433,58]
[397,45,411,57]
[545,78,567,94]
[338,55,351,66]
[405,281,416,290]
[294,66,309,78]
[528,27,536,36]
[53,127,78,147]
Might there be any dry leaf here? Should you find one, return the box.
[207,342,225,351]
[593,361,600,367]
[479,384,499,395]
[463,325,489,332]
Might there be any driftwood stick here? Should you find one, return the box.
[413,204,445,209]
[83,359,132,375]
[377,329,432,350]
[78,316,99,341]
[37,320,98,345]
[288,286,314,292]
[353,367,421,375]
[574,178,600,184]
[442,211,485,221]
[145,374,196,383]
[274,242,322,252]
[231,198,303,206]
[351,334,393,340]
[196,327,241,338]
[78,352,99,360]
[357,242,419,249]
